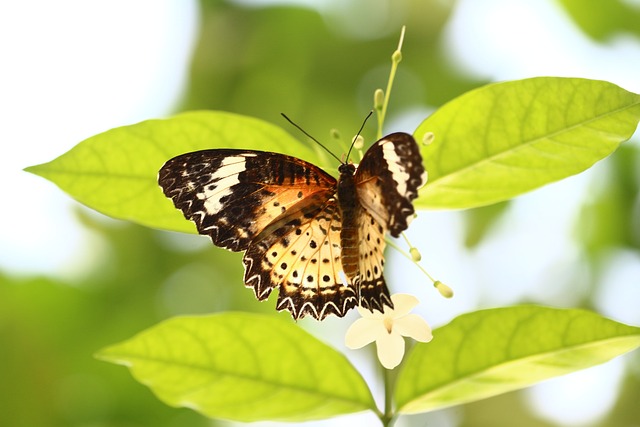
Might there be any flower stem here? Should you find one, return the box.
[376,26,406,139]
[386,238,437,283]
[379,366,396,426]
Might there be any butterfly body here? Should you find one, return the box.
[159,132,426,320]
[336,163,360,283]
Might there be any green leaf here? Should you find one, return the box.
[415,77,640,209]
[96,313,376,422]
[395,305,640,414]
[25,111,320,233]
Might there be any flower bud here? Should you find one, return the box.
[392,50,402,64]
[434,280,454,298]
[374,89,385,111]
[409,247,422,262]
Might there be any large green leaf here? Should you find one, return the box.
[395,305,640,414]
[415,77,640,209]
[96,313,376,422]
[25,111,322,233]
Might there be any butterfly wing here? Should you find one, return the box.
[159,149,356,319]
[354,132,427,311]
[158,149,336,251]
[356,132,427,237]
[243,196,357,320]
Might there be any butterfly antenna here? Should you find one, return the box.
[281,113,343,164]
[345,110,374,162]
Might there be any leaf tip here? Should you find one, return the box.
[94,345,133,367]
[23,163,42,176]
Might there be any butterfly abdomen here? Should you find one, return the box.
[337,163,360,283]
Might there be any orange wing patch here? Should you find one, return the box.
[251,185,335,237]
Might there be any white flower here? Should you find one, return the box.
[345,294,432,369]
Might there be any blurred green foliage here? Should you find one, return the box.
[185,0,481,142]
[577,144,640,254]
[3,0,639,426]
[0,213,219,427]
[557,0,640,41]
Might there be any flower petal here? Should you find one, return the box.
[376,331,406,369]
[393,314,433,342]
[345,317,386,349]
[390,294,420,317]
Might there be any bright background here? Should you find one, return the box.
[1,1,639,426]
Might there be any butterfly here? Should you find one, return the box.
[158,132,426,320]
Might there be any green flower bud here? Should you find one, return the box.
[374,89,385,111]
[392,50,402,64]
[434,280,454,298]
[410,247,422,262]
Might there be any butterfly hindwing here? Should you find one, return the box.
[356,209,392,312]
[243,197,357,320]
[158,149,336,251]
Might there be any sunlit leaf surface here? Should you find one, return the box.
[415,77,640,209]
[97,313,376,422]
[395,305,640,414]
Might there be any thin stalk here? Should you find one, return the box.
[386,238,437,284]
[376,26,406,139]
[379,366,396,426]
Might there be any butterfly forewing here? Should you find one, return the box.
[158,149,336,251]
[356,133,426,237]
